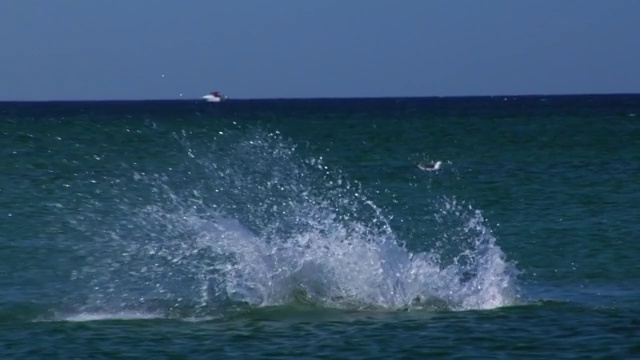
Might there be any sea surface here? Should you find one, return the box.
[1,95,639,358]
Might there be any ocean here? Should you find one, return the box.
[1,95,639,358]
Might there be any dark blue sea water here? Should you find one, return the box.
[2,95,640,358]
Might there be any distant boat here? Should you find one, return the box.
[202,91,227,102]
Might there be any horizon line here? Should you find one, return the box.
[1,91,639,103]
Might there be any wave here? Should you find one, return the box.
[66,128,519,319]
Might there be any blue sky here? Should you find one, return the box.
[1,1,638,100]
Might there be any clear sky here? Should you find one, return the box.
[1,1,638,100]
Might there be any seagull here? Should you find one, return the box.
[417,161,442,171]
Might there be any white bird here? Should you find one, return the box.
[417,161,442,171]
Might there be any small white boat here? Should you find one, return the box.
[202,91,227,102]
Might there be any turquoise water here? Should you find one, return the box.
[2,95,639,358]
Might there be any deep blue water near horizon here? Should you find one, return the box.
[2,95,640,358]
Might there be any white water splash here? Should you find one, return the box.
[60,311,163,322]
[72,129,518,316]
